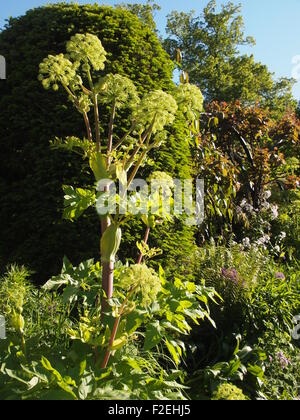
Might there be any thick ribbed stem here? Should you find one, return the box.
[100,185,112,318]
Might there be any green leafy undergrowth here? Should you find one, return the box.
[0,260,218,400]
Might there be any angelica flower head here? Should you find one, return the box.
[96,73,139,109]
[77,94,92,114]
[132,90,178,133]
[175,83,204,120]
[66,33,107,72]
[150,171,174,185]
[149,171,175,195]
[38,54,77,90]
[118,264,161,307]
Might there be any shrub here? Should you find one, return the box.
[185,241,299,400]
[192,241,266,333]
[0,32,216,401]
[257,329,300,400]
[194,101,299,243]
[0,260,218,400]
[246,262,300,338]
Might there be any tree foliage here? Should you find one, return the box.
[164,0,297,115]
[116,0,161,31]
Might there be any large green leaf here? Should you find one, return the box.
[89,152,109,182]
[143,321,164,351]
[62,185,95,221]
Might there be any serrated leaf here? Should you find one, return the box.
[165,339,180,366]
[143,322,164,351]
[63,185,95,221]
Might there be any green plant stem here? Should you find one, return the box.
[112,123,136,152]
[100,213,114,320]
[86,68,101,150]
[125,143,143,171]
[20,331,27,359]
[137,227,151,264]
[100,316,120,369]
[83,112,93,142]
[127,149,148,189]
[100,287,136,369]
[107,102,116,166]
[125,118,155,171]
[93,94,101,151]
[62,82,93,143]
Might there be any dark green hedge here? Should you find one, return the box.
[0,3,194,283]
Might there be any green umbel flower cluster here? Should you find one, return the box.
[66,33,107,72]
[38,54,77,91]
[77,94,92,114]
[0,267,30,317]
[151,131,168,149]
[132,90,178,134]
[149,171,175,192]
[211,383,248,400]
[97,74,140,110]
[119,264,161,307]
[175,83,204,120]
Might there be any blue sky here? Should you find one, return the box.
[1,0,300,99]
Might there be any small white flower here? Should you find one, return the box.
[256,235,270,246]
[264,190,272,200]
[242,237,251,248]
[256,238,265,246]
[261,201,270,210]
[236,206,243,215]
[279,231,286,241]
[241,201,254,213]
[240,199,247,208]
[270,204,279,220]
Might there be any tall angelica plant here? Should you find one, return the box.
[39,33,204,367]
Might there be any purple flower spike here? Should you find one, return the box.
[221,268,240,285]
[276,351,290,370]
